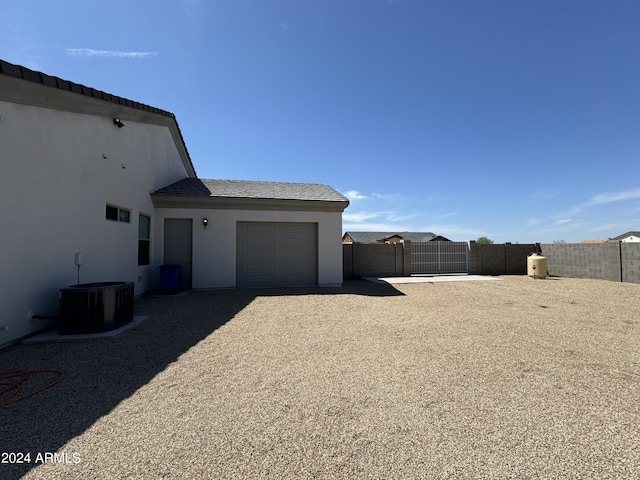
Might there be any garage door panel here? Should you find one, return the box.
[247,250,276,261]
[248,223,277,235]
[246,274,277,285]
[279,261,310,274]
[282,223,312,235]
[237,222,317,288]
[246,239,276,252]
[247,240,275,250]
[282,237,311,249]
[247,257,278,272]
[247,235,276,246]
[281,244,311,258]
[281,254,312,269]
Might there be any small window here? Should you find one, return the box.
[138,214,151,265]
[106,205,118,221]
[106,204,130,223]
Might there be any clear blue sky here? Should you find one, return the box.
[2,0,640,243]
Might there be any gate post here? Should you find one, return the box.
[468,240,477,274]
[403,240,412,276]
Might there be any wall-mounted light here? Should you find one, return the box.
[202,218,209,229]
[113,118,125,128]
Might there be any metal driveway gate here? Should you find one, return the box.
[411,241,469,274]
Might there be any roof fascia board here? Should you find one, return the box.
[151,195,349,212]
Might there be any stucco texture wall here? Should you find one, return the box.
[0,99,188,347]
[154,208,344,289]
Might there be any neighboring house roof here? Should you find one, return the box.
[152,178,350,212]
[0,58,196,177]
[611,231,640,241]
[343,232,448,243]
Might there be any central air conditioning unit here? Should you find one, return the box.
[59,281,134,334]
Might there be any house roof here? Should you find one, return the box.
[343,232,442,243]
[152,178,350,212]
[0,58,196,177]
[611,231,640,240]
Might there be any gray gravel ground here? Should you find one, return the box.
[1,276,639,479]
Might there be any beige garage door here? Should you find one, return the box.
[236,222,318,288]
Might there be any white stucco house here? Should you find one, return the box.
[0,59,349,348]
[611,231,640,243]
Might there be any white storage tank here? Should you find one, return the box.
[527,253,547,279]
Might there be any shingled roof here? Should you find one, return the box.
[153,178,347,201]
[152,178,350,212]
[611,231,640,241]
[0,58,196,176]
[0,59,176,117]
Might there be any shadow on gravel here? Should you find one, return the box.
[0,279,401,478]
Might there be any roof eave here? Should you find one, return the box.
[151,194,349,212]
[0,60,196,178]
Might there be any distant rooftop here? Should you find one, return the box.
[611,231,640,240]
[343,232,450,243]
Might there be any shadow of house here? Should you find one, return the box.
[0,280,402,478]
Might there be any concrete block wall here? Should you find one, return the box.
[506,244,540,274]
[469,242,539,275]
[621,242,640,284]
[468,243,504,275]
[540,242,622,282]
[343,241,411,279]
[342,239,640,284]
